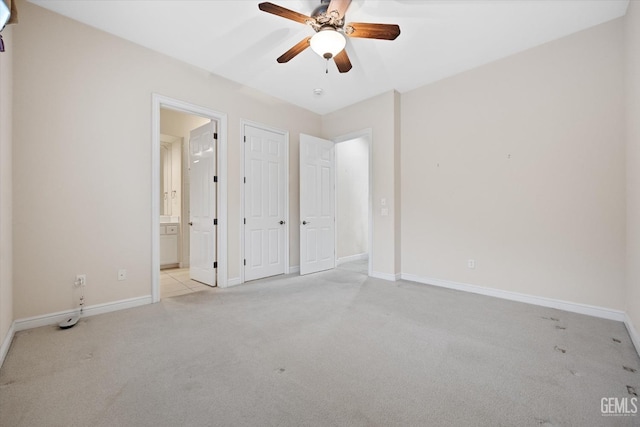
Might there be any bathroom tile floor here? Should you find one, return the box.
[160,268,213,298]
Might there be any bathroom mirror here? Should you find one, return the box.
[160,134,182,217]
[160,142,172,215]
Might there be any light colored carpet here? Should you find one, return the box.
[1,264,638,426]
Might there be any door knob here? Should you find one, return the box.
[302,221,311,225]
[279,220,285,225]
[188,222,193,226]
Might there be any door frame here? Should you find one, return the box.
[151,94,228,302]
[240,119,290,284]
[333,128,373,277]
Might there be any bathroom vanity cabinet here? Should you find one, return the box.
[160,223,180,268]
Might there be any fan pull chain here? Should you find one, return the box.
[325,59,329,74]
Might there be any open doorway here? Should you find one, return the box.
[158,109,212,298]
[335,130,372,276]
[298,130,372,277]
[151,95,228,303]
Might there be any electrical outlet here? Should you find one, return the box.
[75,274,86,287]
[118,269,127,281]
[467,259,475,269]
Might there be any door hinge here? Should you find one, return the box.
[214,261,217,269]
[244,177,246,184]
[244,136,246,143]
[213,176,218,183]
[213,132,218,140]
[213,218,217,225]
[244,218,246,225]
[244,259,246,266]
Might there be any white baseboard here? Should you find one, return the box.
[13,295,153,332]
[336,253,368,265]
[226,277,241,287]
[371,271,401,282]
[289,266,300,274]
[400,273,626,322]
[0,321,15,368]
[624,313,640,357]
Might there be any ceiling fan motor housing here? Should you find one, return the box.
[311,0,331,18]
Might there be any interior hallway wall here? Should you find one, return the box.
[0,24,13,354]
[336,137,369,260]
[322,91,401,278]
[12,0,321,319]
[401,19,626,310]
[625,1,640,342]
[160,108,210,268]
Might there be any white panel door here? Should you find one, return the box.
[189,121,217,286]
[300,134,335,275]
[244,125,286,281]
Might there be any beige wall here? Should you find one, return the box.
[336,137,369,259]
[160,108,210,267]
[322,91,401,277]
[12,1,321,318]
[625,2,640,331]
[0,25,13,348]
[401,19,626,309]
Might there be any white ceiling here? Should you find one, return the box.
[30,0,629,115]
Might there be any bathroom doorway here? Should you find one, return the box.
[159,109,212,297]
[151,95,228,302]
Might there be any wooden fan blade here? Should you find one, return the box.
[334,49,352,73]
[277,37,312,63]
[327,0,352,19]
[258,2,311,25]
[346,22,401,40]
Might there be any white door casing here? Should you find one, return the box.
[189,121,217,286]
[244,125,286,281]
[300,134,336,275]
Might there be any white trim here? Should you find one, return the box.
[337,253,369,265]
[401,273,625,322]
[289,265,300,274]
[0,321,15,368]
[371,271,400,282]
[624,313,640,357]
[227,277,242,287]
[13,296,152,332]
[240,120,290,284]
[152,94,229,298]
[333,129,373,278]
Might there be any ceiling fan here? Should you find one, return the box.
[258,0,400,73]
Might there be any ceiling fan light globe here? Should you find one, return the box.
[310,28,346,59]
